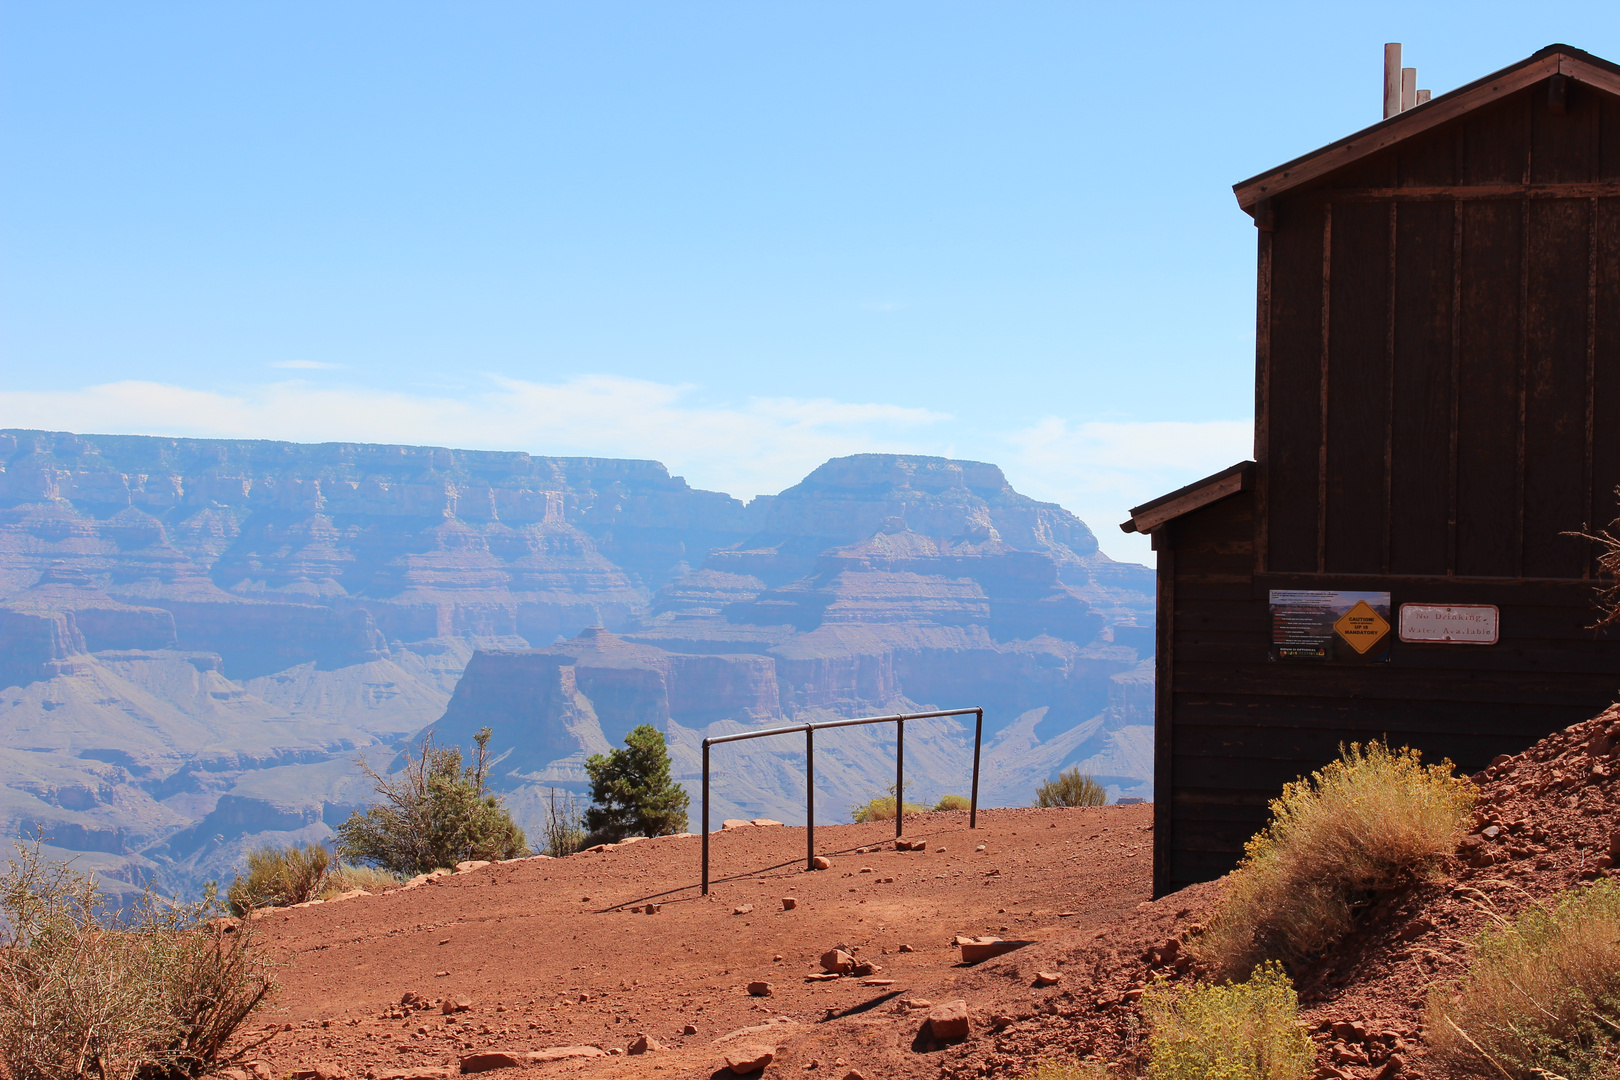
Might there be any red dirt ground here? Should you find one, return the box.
[231,707,1620,1080]
[232,805,1157,1079]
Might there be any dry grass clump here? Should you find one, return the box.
[852,794,927,823]
[1142,961,1313,1080]
[1427,879,1620,1079]
[321,863,402,897]
[1194,741,1476,980]
[226,842,332,914]
[934,794,971,812]
[1035,767,1108,808]
[0,840,276,1080]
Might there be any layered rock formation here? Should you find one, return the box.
[0,432,1153,894]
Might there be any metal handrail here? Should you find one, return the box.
[700,706,984,894]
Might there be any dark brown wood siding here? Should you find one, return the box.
[1157,70,1620,896]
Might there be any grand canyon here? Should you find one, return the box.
[0,428,1154,898]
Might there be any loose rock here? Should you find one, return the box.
[812,855,832,870]
[725,1045,777,1074]
[627,1034,664,1054]
[458,1052,522,1074]
[781,897,798,910]
[927,999,971,1040]
[820,948,855,973]
[747,981,773,996]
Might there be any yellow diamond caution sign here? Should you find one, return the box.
[1334,600,1390,655]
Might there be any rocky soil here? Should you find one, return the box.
[226,805,1156,1079]
[233,707,1620,1080]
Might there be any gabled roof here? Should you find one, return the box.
[1120,461,1254,535]
[1234,44,1620,213]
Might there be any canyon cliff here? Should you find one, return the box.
[0,430,1152,894]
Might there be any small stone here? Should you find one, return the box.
[627,1034,664,1054]
[975,844,986,852]
[842,1072,867,1080]
[926,1000,970,1040]
[752,818,785,827]
[454,860,491,873]
[440,996,472,1014]
[820,949,854,973]
[722,819,753,830]
[747,981,773,996]
[734,904,755,915]
[812,856,832,870]
[1033,971,1061,986]
[683,1024,698,1035]
[897,943,914,952]
[935,846,945,853]
[859,866,873,873]
[459,1052,523,1074]
[781,897,798,910]
[725,1045,776,1074]
[646,903,662,914]
[851,962,880,976]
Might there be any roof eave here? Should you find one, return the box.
[1233,46,1620,213]
[1120,461,1255,535]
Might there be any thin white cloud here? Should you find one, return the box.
[1002,416,1254,563]
[0,376,951,503]
[271,360,343,370]
[0,376,1248,564]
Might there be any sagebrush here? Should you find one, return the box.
[1143,961,1313,1080]
[1193,741,1475,979]
[0,840,277,1080]
[853,783,926,823]
[336,726,528,875]
[1023,1060,1113,1080]
[1035,767,1108,808]
[934,794,971,812]
[1427,879,1620,1079]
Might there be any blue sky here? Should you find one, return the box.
[4,4,1618,562]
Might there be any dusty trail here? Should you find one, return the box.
[234,805,1154,1079]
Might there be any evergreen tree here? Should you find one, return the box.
[583,724,689,842]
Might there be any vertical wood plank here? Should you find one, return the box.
[1323,200,1389,574]
[1266,200,1326,573]
[1448,201,1463,575]
[1384,203,1398,573]
[1390,199,1455,575]
[1255,230,1273,574]
[1152,537,1175,899]
[1318,204,1332,574]
[1592,198,1620,542]
[1456,200,1524,576]
[1587,199,1599,577]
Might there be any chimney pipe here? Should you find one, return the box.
[1384,43,1403,119]
[1401,67,1417,112]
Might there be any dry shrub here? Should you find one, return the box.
[1035,767,1108,808]
[1193,741,1476,980]
[541,787,588,858]
[320,863,402,897]
[934,794,971,812]
[225,842,332,914]
[1024,1059,1116,1079]
[1427,879,1620,1079]
[0,840,276,1080]
[1142,961,1313,1080]
[852,794,927,823]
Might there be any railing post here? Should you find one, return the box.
[701,739,711,895]
[969,708,983,829]
[895,717,905,839]
[806,725,815,870]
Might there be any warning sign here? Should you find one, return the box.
[1334,600,1391,655]
[1269,590,1391,663]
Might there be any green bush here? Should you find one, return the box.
[934,794,971,812]
[0,839,276,1080]
[336,726,528,875]
[1427,879,1620,1078]
[1143,961,1313,1080]
[225,842,332,915]
[1035,767,1108,808]
[1194,741,1475,980]
[583,724,689,843]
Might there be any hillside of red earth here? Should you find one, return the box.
[232,707,1620,1080]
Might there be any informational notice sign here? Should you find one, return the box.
[1270,590,1392,663]
[1398,604,1500,644]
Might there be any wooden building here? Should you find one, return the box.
[1123,45,1620,896]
